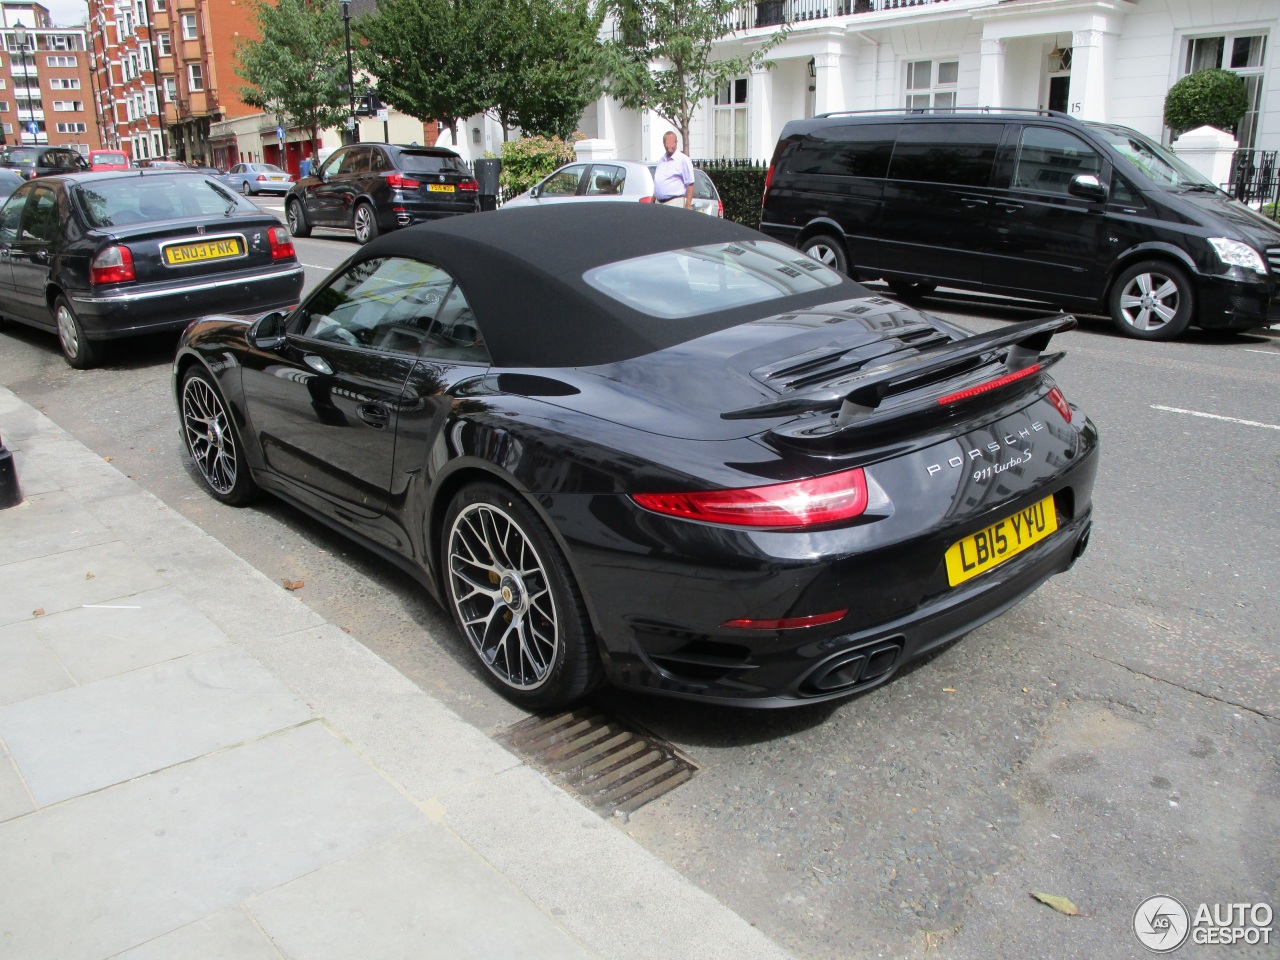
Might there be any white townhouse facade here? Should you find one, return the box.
[567,0,1279,164]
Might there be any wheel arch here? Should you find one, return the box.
[795,218,848,250]
[1103,243,1199,305]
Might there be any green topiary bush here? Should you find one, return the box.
[1164,69,1249,134]
[499,136,578,198]
[694,160,767,229]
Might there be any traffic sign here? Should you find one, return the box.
[376,108,388,122]
[276,125,285,141]
[27,121,38,135]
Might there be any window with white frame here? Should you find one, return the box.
[154,0,165,11]
[140,45,150,70]
[50,77,81,89]
[46,55,77,67]
[0,79,6,89]
[905,59,959,110]
[152,132,162,154]
[713,77,748,159]
[134,93,144,117]
[0,102,9,112]
[56,121,88,133]
[181,13,197,40]
[52,100,84,112]
[130,53,139,77]
[1,123,11,134]
[145,88,156,114]
[157,32,170,56]
[1183,32,1268,147]
[187,62,203,91]
[163,76,176,101]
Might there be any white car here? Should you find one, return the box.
[503,159,723,216]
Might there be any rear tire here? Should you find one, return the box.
[1109,260,1194,341]
[240,180,253,196]
[287,199,312,238]
[888,280,937,300]
[54,296,102,369]
[441,482,601,710]
[801,233,848,274]
[353,202,379,244]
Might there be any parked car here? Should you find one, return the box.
[0,145,89,180]
[0,168,24,201]
[761,109,1280,341]
[173,204,1097,710]
[285,143,479,244]
[504,159,723,217]
[223,162,294,196]
[137,159,187,169]
[88,150,131,172]
[0,170,303,368]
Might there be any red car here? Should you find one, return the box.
[89,150,131,172]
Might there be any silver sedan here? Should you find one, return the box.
[503,159,722,216]
[221,163,294,196]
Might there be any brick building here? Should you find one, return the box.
[0,1,100,154]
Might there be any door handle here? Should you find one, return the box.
[357,403,390,429]
[960,198,988,209]
[995,202,1024,213]
[32,248,49,264]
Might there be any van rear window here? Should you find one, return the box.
[886,122,1003,188]
[786,123,897,178]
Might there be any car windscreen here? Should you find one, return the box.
[583,240,842,319]
[73,174,258,227]
[1093,125,1217,190]
[2,148,39,164]
[397,152,470,175]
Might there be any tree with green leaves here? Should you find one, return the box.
[235,0,350,148]
[356,0,495,144]
[603,0,787,152]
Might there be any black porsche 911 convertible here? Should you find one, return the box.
[173,204,1099,709]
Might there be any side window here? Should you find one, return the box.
[786,123,898,178]
[887,122,1003,188]
[0,189,29,244]
[368,149,390,173]
[1012,127,1103,195]
[585,164,626,196]
[292,256,463,357]
[540,165,586,196]
[18,185,58,244]
[338,147,369,176]
[1110,174,1143,208]
[424,283,487,363]
[319,150,345,179]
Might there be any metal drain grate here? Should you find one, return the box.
[497,707,698,816]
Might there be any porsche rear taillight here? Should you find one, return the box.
[717,199,724,218]
[268,225,295,261]
[632,467,868,529]
[1047,386,1073,422]
[936,364,1041,406]
[386,172,422,189]
[90,245,135,285]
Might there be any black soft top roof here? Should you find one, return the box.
[356,204,861,368]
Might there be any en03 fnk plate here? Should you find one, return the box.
[945,495,1057,587]
[164,237,244,266]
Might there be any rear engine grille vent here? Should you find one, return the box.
[753,325,956,394]
[634,630,754,683]
[497,708,698,816]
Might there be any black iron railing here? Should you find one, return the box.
[1225,149,1279,218]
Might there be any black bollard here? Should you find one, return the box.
[0,433,23,509]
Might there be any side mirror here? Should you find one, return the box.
[529,185,540,199]
[249,310,289,351]
[1069,174,1109,203]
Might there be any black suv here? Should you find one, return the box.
[286,143,479,243]
[1,146,90,180]
[761,109,1280,340]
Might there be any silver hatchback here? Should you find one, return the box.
[503,159,723,217]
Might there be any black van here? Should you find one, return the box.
[760,110,1280,340]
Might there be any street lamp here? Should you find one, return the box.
[339,0,358,144]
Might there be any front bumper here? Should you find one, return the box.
[70,265,305,340]
[1195,271,1280,329]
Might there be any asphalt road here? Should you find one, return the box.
[1,199,1277,959]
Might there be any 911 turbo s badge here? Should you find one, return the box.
[926,421,1044,477]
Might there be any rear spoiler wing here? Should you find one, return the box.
[721,313,1076,424]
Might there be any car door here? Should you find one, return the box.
[0,186,30,308]
[878,121,1004,286]
[334,146,370,227]
[239,255,457,529]
[305,148,349,226]
[984,124,1111,305]
[7,181,60,323]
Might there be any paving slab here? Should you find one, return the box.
[0,722,423,960]
[0,645,311,806]
[249,824,600,960]
[0,739,33,823]
[0,540,165,626]
[0,620,74,706]
[0,490,116,566]
[112,907,281,960]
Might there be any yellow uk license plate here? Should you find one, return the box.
[427,183,455,192]
[164,237,243,265]
[945,495,1057,587]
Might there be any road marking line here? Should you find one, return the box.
[301,263,330,270]
[1151,405,1280,431]
[1244,349,1278,355]
[83,604,143,609]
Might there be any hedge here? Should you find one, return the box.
[1164,69,1249,134]
[694,159,767,229]
[498,136,578,198]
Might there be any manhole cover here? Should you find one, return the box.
[497,707,698,816]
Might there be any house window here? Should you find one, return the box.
[140,45,151,70]
[50,78,81,90]
[145,88,157,114]
[1183,33,1267,147]
[0,101,9,112]
[164,76,176,101]
[56,121,88,133]
[181,14,197,40]
[713,77,748,159]
[47,55,77,67]
[52,100,85,112]
[905,59,959,111]
[153,132,162,154]
[157,33,170,57]
[187,63,203,91]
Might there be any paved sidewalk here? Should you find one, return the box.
[0,386,793,960]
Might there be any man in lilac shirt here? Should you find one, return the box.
[652,131,695,209]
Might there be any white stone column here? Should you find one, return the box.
[1067,29,1111,122]
[814,51,844,116]
[978,38,1006,108]
[749,65,774,162]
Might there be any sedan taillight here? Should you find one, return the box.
[632,468,868,529]
[268,225,295,261]
[386,172,422,189]
[458,179,479,192]
[256,174,268,181]
[90,245,135,285]
[638,196,654,203]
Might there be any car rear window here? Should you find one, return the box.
[583,240,842,319]
[73,174,258,227]
[251,163,284,172]
[398,152,470,175]
[3,148,40,164]
[93,153,128,164]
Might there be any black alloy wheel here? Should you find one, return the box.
[353,202,379,244]
[180,367,259,506]
[1109,260,1194,341]
[287,199,312,238]
[442,482,600,709]
[802,233,848,274]
[53,295,102,369]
